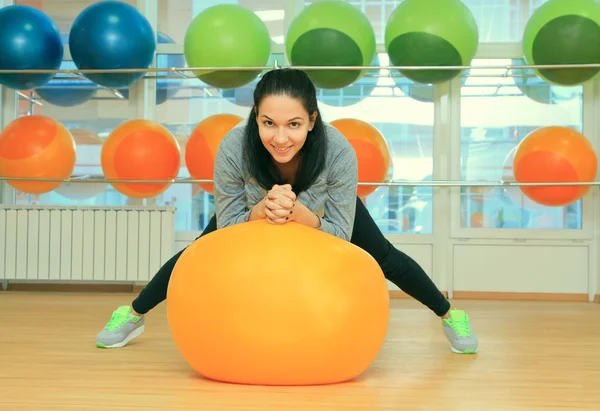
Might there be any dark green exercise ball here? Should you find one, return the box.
[511,59,580,104]
[184,4,271,89]
[385,0,479,85]
[286,0,376,89]
[522,0,600,86]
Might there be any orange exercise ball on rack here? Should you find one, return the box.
[513,126,598,207]
[101,119,181,198]
[0,115,76,194]
[331,118,391,197]
[185,113,243,194]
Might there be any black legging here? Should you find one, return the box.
[132,197,450,317]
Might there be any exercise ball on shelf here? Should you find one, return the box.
[513,126,598,207]
[116,32,186,105]
[167,220,390,386]
[330,119,391,198]
[55,129,108,200]
[511,58,580,105]
[0,115,76,194]
[69,1,156,89]
[384,0,479,84]
[185,114,243,194]
[35,56,99,107]
[101,120,181,199]
[522,0,600,86]
[0,5,63,90]
[501,146,547,212]
[286,0,376,89]
[184,4,271,89]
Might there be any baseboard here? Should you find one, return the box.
[452,291,589,302]
[3,282,137,293]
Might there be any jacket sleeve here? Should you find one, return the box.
[316,142,358,241]
[213,129,252,229]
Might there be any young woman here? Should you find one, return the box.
[96,68,478,354]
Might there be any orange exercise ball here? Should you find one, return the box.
[167,220,390,386]
[513,126,598,207]
[330,119,391,197]
[0,115,76,194]
[185,114,243,194]
[101,119,181,199]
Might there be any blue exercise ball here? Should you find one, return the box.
[116,32,185,105]
[69,1,156,89]
[0,5,63,90]
[35,34,99,107]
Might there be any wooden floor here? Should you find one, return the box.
[1,292,600,410]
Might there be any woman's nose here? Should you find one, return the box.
[273,128,288,143]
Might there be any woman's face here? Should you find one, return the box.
[256,94,316,164]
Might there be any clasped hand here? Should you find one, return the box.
[264,184,296,224]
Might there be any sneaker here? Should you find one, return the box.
[442,309,478,354]
[96,305,145,348]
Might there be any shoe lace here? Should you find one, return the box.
[450,319,471,337]
[106,311,131,331]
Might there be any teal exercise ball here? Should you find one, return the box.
[184,4,271,89]
[286,0,376,89]
[522,0,600,86]
[384,0,479,84]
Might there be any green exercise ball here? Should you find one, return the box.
[522,0,600,86]
[511,59,580,104]
[286,0,376,89]
[384,0,479,85]
[184,4,271,89]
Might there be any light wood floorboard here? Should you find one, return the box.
[1,292,599,410]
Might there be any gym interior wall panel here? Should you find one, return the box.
[453,244,589,295]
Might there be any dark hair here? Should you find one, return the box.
[244,68,327,194]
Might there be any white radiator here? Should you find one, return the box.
[0,205,176,282]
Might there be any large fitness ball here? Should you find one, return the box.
[522,0,600,86]
[185,114,243,194]
[511,58,580,105]
[101,120,180,199]
[385,0,479,84]
[513,126,598,207]
[69,1,156,89]
[0,5,63,90]
[114,32,185,105]
[184,4,271,89]
[0,115,75,194]
[167,220,390,386]
[331,119,391,198]
[286,0,376,89]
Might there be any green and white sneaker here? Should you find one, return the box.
[96,305,145,348]
[442,309,478,354]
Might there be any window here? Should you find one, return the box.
[459,58,583,229]
[2,0,577,237]
[316,53,434,234]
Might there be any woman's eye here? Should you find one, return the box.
[264,120,273,126]
[290,122,299,128]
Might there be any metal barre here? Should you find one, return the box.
[0,176,598,187]
[0,62,598,75]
